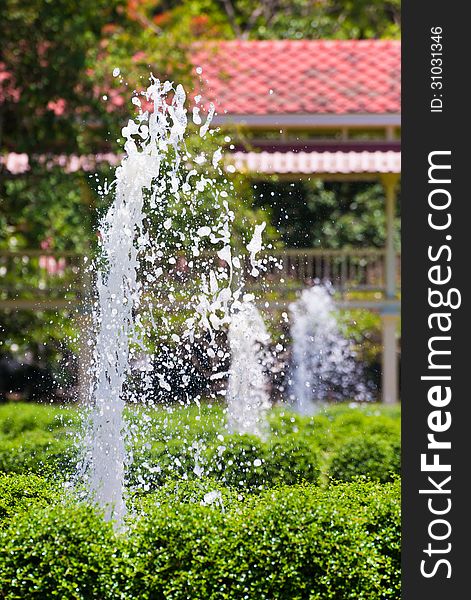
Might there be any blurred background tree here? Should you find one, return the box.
[253,180,400,249]
[0,0,120,153]
[110,1,401,41]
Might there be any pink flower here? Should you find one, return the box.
[47,98,67,116]
[132,51,146,63]
[4,153,29,174]
[65,155,82,173]
[40,237,53,250]
[106,89,125,112]
[0,63,20,103]
[39,255,66,276]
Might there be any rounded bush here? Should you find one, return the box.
[266,434,321,486]
[328,435,400,483]
[0,503,121,599]
[0,402,79,438]
[204,433,321,490]
[0,431,76,475]
[126,480,401,600]
[0,473,58,528]
[207,433,267,489]
[0,478,400,599]
[128,437,199,491]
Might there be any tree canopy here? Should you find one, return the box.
[1,0,400,154]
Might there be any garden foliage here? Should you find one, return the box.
[0,476,400,600]
[0,402,401,598]
[0,402,400,486]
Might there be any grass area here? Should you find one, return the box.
[0,401,401,599]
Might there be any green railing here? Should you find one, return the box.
[0,248,401,309]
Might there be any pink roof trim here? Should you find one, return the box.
[230,150,401,174]
[1,150,401,175]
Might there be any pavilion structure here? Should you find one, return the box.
[192,40,401,403]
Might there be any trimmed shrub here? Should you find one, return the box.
[0,402,401,491]
[130,432,321,492]
[0,503,122,599]
[269,405,400,453]
[206,433,321,490]
[328,435,400,483]
[132,478,242,513]
[127,479,401,600]
[0,473,58,528]
[128,437,200,491]
[206,433,268,489]
[269,411,317,437]
[0,479,400,599]
[0,402,79,439]
[388,437,402,476]
[266,434,321,486]
[0,430,77,475]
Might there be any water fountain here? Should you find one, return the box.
[77,76,269,521]
[289,284,370,414]
[226,300,271,437]
[74,71,375,524]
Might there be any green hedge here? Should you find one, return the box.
[0,402,79,438]
[269,408,399,446]
[0,402,401,598]
[0,502,121,599]
[328,435,400,483]
[128,433,321,493]
[0,478,400,600]
[0,403,79,476]
[0,402,400,490]
[0,430,77,475]
[0,473,59,528]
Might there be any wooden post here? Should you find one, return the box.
[380,174,400,403]
[381,174,399,299]
[380,309,399,404]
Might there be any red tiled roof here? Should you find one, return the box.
[192,40,400,115]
